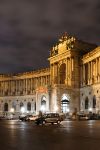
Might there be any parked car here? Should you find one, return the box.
[34,116,45,125]
[26,115,38,121]
[44,113,61,124]
[88,113,98,120]
[19,115,27,121]
[78,114,89,120]
[19,115,38,121]
[35,113,61,125]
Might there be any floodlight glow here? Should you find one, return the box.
[66,108,70,112]
[54,105,58,112]
[10,108,14,113]
[89,108,92,112]
[40,105,45,112]
[21,107,25,113]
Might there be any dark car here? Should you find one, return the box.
[35,113,61,125]
[35,116,45,125]
[19,115,32,121]
[19,115,27,121]
[77,113,89,121]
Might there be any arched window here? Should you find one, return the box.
[34,102,36,111]
[12,101,16,111]
[41,100,46,106]
[4,103,8,111]
[20,102,24,108]
[27,102,31,111]
[59,63,66,84]
[85,97,89,109]
[93,95,96,108]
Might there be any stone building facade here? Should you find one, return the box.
[0,34,100,117]
[80,46,100,114]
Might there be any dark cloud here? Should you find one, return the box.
[0,0,100,73]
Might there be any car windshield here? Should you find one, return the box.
[44,113,59,118]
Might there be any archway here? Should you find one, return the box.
[41,96,46,112]
[93,95,96,108]
[12,101,16,111]
[85,97,89,109]
[61,94,70,113]
[20,102,24,108]
[27,102,31,111]
[59,63,66,84]
[20,102,25,113]
[4,103,8,111]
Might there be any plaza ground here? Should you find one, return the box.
[0,120,100,150]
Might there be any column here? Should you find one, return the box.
[65,58,68,85]
[83,64,85,85]
[88,63,90,84]
[90,61,93,84]
[95,58,98,82]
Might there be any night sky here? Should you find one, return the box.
[0,0,100,73]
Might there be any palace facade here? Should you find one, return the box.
[0,34,100,117]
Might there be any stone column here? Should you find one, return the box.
[95,58,98,82]
[99,57,100,75]
[99,57,100,82]
[90,61,93,84]
[70,57,72,79]
[88,63,90,84]
[65,58,68,85]
[9,81,11,95]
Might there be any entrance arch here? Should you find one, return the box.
[41,96,46,112]
[4,103,8,111]
[59,63,66,84]
[61,94,70,113]
[85,97,89,109]
[27,102,31,111]
[93,95,96,108]
[12,101,16,111]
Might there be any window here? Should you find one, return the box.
[20,102,24,108]
[59,63,66,84]
[4,103,8,111]
[85,97,89,109]
[27,102,31,111]
[12,101,16,111]
[93,95,96,108]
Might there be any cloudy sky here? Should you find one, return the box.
[0,0,100,73]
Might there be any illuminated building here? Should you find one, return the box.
[0,33,100,117]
